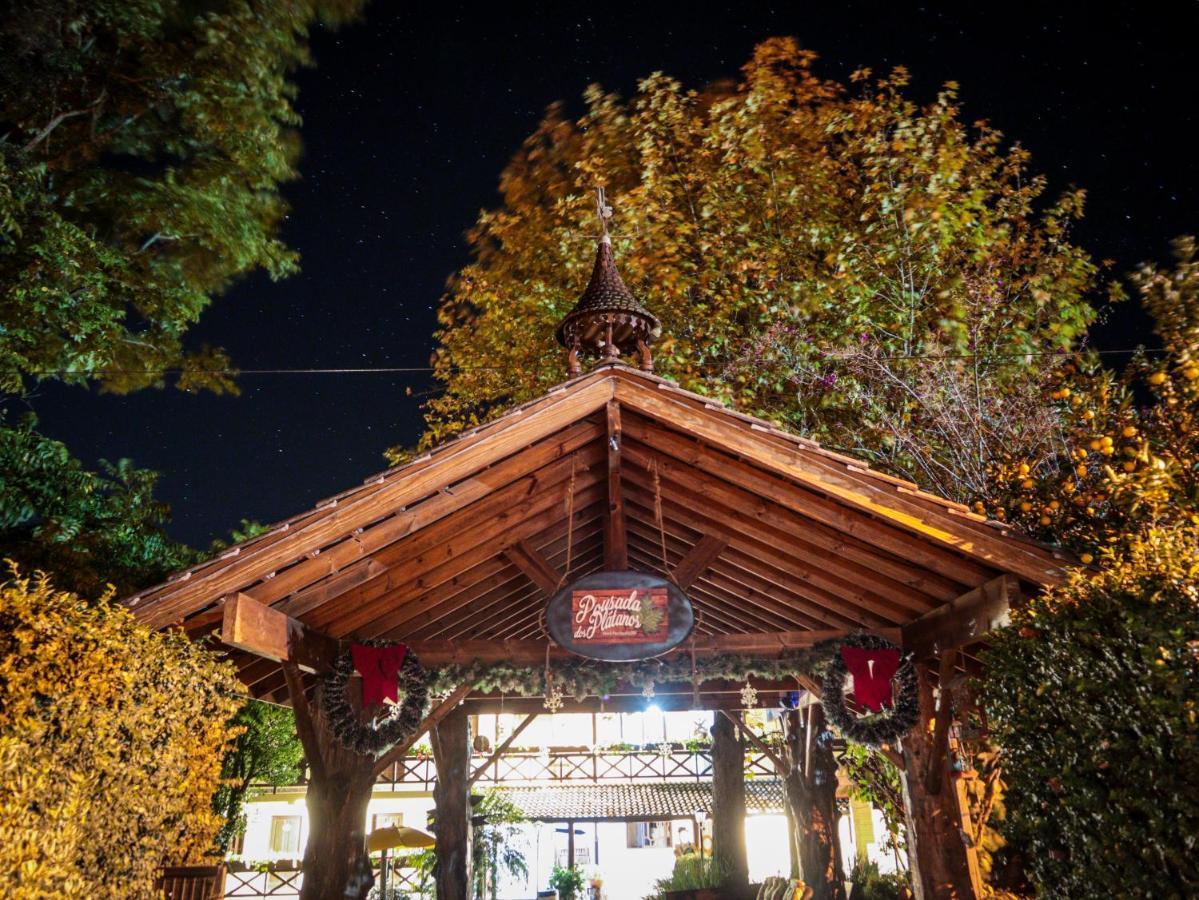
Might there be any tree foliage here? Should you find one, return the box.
[471,789,529,900]
[982,525,1199,898]
[0,413,195,597]
[990,237,1199,559]
[212,701,304,853]
[0,0,362,395]
[416,37,1098,505]
[0,570,242,898]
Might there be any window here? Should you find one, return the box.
[626,820,673,849]
[372,812,404,832]
[269,815,303,856]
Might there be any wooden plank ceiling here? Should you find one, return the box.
[125,364,1070,703]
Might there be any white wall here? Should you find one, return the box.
[239,791,436,863]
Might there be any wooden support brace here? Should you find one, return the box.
[722,711,785,774]
[504,539,563,597]
[222,592,339,674]
[671,534,728,590]
[924,651,958,795]
[281,662,327,782]
[372,682,475,777]
[903,575,1018,659]
[469,713,537,785]
[604,399,628,570]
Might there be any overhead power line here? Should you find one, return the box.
[6,346,1167,378]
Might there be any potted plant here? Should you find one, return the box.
[646,854,730,900]
[548,864,586,900]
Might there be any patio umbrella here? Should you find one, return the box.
[368,825,436,852]
[370,826,436,896]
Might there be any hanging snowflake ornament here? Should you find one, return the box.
[740,681,759,709]
[543,684,564,713]
[642,680,656,699]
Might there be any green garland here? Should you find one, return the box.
[821,634,918,748]
[323,644,428,756]
[426,644,836,704]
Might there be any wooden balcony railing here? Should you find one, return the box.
[258,748,778,791]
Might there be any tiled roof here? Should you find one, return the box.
[497,780,784,821]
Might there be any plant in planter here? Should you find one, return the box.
[549,864,586,900]
[645,854,730,900]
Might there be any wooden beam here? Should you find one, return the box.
[468,713,537,785]
[671,534,727,590]
[604,399,628,570]
[504,538,563,597]
[925,651,958,795]
[129,374,616,628]
[291,446,604,627]
[251,420,601,611]
[618,436,963,613]
[371,681,475,777]
[723,711,786,773]
[222,592,339,674]
[402,628,898,666]
[613,375,1067,585]
[903,575,1018,659]
[621,411,992,590]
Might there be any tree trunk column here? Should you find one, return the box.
[711,712,749,891]
[283,665,376,900]
[299,752,376,900]
[431,706,472,900]
[900,664,979,900]
[782,706,845,900]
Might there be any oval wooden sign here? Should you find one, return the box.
[546,570,695,661]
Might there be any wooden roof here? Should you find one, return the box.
[125,363,1070,702]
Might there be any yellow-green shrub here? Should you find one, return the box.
[0,571,242,898]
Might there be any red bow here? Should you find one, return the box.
[351,643,408,707]
[840,646,901,712]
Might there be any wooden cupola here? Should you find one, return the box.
[555,188,660,376]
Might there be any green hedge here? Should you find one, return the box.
[982,525,1199,898]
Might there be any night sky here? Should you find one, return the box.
[30,1,1199,548]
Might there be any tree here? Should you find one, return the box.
[976,239,1199,897]
[0,413,195,597]
[0,0,365,589]
[0,570,242,898]
[414,37,1098,509]
[990,237,1199,559]
[0,0,363,395]
[982,524,1199,897]
[212,701,305,853]
[471,789,529,900]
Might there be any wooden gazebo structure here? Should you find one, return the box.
[128,224,1069,900]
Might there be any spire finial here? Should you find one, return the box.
[595,186,613,242]
[555,187,660,377]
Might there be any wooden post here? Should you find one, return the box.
[431,706,472,900]
[282,664,376,900]
[604,399,628,570]
[781,706,845,900]
[710,712,748,891]
[900,661,979,900]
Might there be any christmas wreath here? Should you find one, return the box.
[821,633,918,748]
[322,641,428,755]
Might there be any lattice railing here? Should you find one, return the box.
[371,748,776,787]
[222,861,422,899]
[256,749,779,791]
